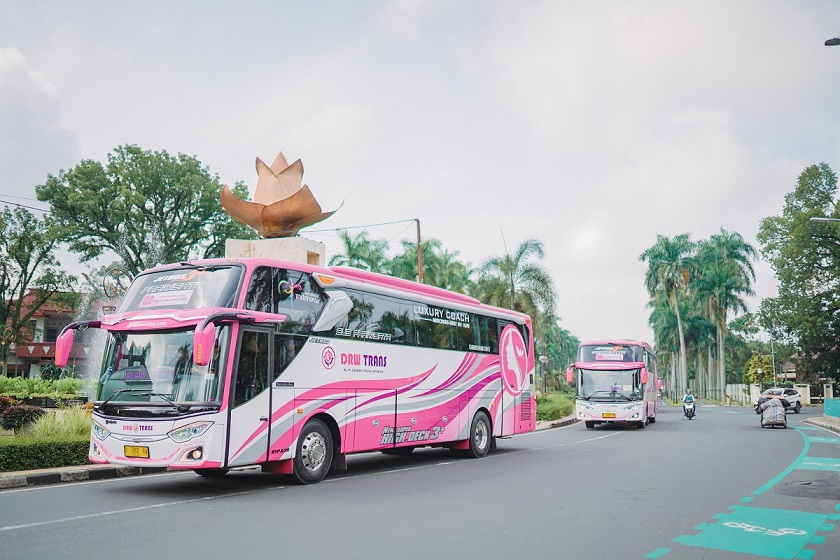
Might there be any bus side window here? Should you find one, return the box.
[233,331,269,408]
[274,334,305,378]
[244,267,274,313]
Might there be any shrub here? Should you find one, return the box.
[29,406,91,439]
[0,404,46,433]
[0,395,18,414]
[0,375,86,400]
[0,438,90,470]
[536,393,574,421]
[39,363,63,381]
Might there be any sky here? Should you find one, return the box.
[1,1,839,344]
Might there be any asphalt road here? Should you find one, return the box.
[1,403,838,560]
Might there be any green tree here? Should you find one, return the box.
[757,162,840,382]
[640,234,695,395]
[0,206,76,375]
[691,229,757,399]
[36,145,256,276]
[473,239,556,320]
[328,229,390,272]
[389,238,473,292]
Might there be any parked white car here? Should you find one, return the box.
[760,388,802,413]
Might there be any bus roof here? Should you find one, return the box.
[579,339,654,352]
[144,257,531,323]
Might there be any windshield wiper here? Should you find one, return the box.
[95,389,190,413]
[95,388,146,411]
[583,391,632,401]
[134,392,191,413]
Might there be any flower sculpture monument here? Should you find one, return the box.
[221,151,341,265]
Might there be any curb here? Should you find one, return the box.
[536,416,579,430]
[0,465,170,490]
[803,416,840,435]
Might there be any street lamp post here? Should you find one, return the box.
[0,327,15,377]
[539,355,549,392]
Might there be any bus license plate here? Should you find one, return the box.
[602,412,616,418]
[124,445,150,458]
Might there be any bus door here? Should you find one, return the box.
[226,328,272,467]
[352,389,397,452]
[267,333,305,462]
[499,322,531,434]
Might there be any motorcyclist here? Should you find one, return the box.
[683,389,696,417]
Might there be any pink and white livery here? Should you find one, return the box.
[565,339,661,430]
[56,258,535,483]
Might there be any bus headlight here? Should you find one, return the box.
[168,421,213,443]
[92,421,111,440]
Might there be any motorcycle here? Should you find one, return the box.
[684,401,695,420]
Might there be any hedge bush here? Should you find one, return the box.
[0,437,90,471]
[536,393,574,421]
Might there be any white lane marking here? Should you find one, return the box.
[0,469,204,494]
[0,485,285,532]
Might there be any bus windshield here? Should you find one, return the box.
[579,368,642,400]
[97,327,229,409]
[117,265,243,313]
[579,344,643,363]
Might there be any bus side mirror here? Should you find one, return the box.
[566,366,574,384]
[641,368,649,385]
[55,329,75,368]
[311,290,354,332]
[193,322,216,366]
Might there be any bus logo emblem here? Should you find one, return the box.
[500,325,528,396]
[322,346,336,370]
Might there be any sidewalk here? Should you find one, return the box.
[0,416,579,489]
[803,414,840,435]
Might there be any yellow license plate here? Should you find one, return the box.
[602,412,616,418]
[124,445,150,458]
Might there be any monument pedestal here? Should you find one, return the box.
[225,237,326,267]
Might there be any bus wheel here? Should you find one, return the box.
[293,418,333,484]
[585,421,594,429]
[648,416,656,424]
[193,468,228,478]
[636,421,646,429]
[467,411,492,458]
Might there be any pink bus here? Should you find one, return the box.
[56,258,535,483]
[565,339,660,429]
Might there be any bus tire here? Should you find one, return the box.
[649,416,656,424]
[193,468,228,478]
[636,421,646,429]
[585,421,595,429]
[467,411,492,458]
[293,418,333,484]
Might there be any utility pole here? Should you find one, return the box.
[416,218,424,283]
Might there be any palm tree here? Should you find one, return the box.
[640,234,695,394]
[647,290,680,399]
[691,230,757,400]
[328,229,389,272]
[474,239,556,319]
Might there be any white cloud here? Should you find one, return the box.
[1,1,839,343]
[0,47,78,204]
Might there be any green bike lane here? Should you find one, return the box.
[646,410,840,560]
